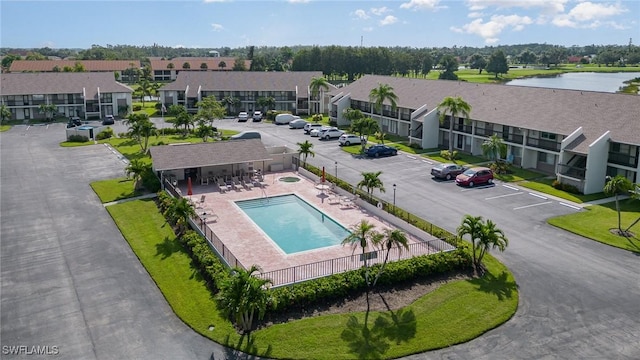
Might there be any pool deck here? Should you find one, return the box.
[181,171,426,274]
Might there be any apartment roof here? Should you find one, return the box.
[159,71,326,98]
[334,74,640,148]
[9,60,140,72]
[149,139,272,171]
[149,57,250,71]
[0,72,133,98]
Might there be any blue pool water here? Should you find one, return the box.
[236,194,351,254]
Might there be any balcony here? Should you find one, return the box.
[503,133,524,144]
[527,137,560,152]
[452,124,472,134]
[608,152,638,168]
[557,164,586,180]
[475,128,499,137]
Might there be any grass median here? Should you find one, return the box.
[548,199,640,253]
[104,195,518,358]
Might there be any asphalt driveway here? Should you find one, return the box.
[2,120,639,359]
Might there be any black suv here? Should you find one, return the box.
[67,117,82,128]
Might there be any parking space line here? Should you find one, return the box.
[528,192,548,200]
[485,192,523,200]
[460,185,494,192]
[502,184,519,191]
[513,201,552,210]
[422,160,433,164]
[559,202,582,210]
[407,155,416,160]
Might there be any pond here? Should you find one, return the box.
[506,72,640,93]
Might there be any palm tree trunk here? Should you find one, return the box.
[624,216,640,233]
[448,115,454,156]
[616,196,622,232]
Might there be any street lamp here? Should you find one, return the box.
[393,183,397,212]
[335,161,338,180]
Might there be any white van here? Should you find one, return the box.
[274,113,300,125]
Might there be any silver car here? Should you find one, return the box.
[430,163,467,180]
[289,119,308,129]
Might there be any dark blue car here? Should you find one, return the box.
[365,144,398,158]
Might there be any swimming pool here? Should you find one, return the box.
[236,194,351,254]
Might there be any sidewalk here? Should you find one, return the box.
[103,192,157,207]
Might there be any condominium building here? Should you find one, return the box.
[0,72,133,121]
[329,75,640,194]
[158,71,332,115]
[148,57,251,81]
[8,60,142,82]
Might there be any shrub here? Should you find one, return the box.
[489,160,509,174]
[132,104,142,111]
[96,127,114,140]
[67,134,89,143]
[328,120,337,127]
[409,142,422,149]
[552,180,582,194]
[440,149,458,161]
[141,168,161,192]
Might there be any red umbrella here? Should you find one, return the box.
[187,177,193,196]
[322,167,325,183]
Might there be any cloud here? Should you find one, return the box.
[287,0,310,3]
[468,11,484,18]
[466,0,567,14]
[400,0,443,11]
[203,0,228,3]
[380,15,398,26]
[370,6,390,16]
[552,1,627,28]
[211,23,224,31]
[452,14,533,43]
[354,9,370,20]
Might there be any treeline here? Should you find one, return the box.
[2,43,638,78]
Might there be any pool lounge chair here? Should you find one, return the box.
[217,178,230,193]
[232,176,242,190]
[242,176,254,189]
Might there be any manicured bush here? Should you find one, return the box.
[440,149,458,161]
[132,104,142,111]
[68,134,89,142]
[96,127,114,140]
[141,168,160,192]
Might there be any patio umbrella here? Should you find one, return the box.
[187,177,193,196]
[322,166,325,183]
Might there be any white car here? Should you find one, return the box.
[289,119,308,129]
[338,134,362,146]
[304,123,324,134]
[275,113,300,125]
[238,111,249,122]
[318,127,344,140]
[310,126,330,137]
[252,111,263,122]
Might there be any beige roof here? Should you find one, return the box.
[149,139,272,171]
[0,72,133,98]
[159,71,326,98]
[149,57,250,71]
[9,60,140,72]
[334,74,640,147]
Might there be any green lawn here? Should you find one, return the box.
[494,167,545,182]
[548,199,640,253]
[104,197,518,359]
[60,140,94,147]
[133,101,160,117]
[0,124,11,132]
[517,178,608,203]
[91,177,143,203]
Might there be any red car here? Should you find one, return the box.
[455,167,494,187]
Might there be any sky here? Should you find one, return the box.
[1,0,638,49]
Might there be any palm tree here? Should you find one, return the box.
[297,140,315,167]
[125,113,157,153]
[372,229,409,287]
[357,171,385,200]
[0,104,12,124]
[200,62,208,71]
[342,220,378,288]
[604,175,634,234]
[125,159,150,190]
[163,196,196,236]
[476,219,508,271]
[38,103,57,122]
[458,215,508,274]
[195,118,215,142]
[257,96,275,114]
[481,134,506,162]
[624,184,640,234]
[369,83,398,145]
[217,265,272,334]
[309,76,330,114]
[138,79,153,105]
[196,95,226,126]
[437,96,472,160]
[351,117,380,153]
[457,215,484,273]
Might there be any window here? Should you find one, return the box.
[541,132,557,140]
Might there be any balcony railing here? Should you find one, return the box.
[475,128,498,137]
[557,164,586,180]
[504,133,524,144]
[527,137,561,152]
[452,124,472,134]
[608,152,638,168]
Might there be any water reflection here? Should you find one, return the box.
[506,72,640,93]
